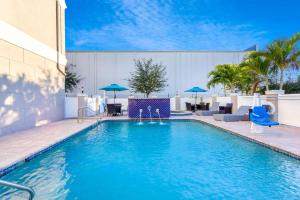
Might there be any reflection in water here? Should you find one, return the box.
[0,151,69,199]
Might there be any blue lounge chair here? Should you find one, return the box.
[250,106,279,127]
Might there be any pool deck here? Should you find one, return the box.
[192,116,300,158]
[0,119,96,176]
[1,115,300,176]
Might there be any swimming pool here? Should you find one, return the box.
[1,120,300,199]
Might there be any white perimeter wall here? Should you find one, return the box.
[278,94,300,127]
[66,51,248,98]
[67,94,300,127]
[236,95,300,128]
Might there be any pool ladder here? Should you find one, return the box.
[0,179,35,200]
[77,106,102,130]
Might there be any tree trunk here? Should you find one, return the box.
[230,86,234,93]
[279,68,284,90]
[265,76,269,91]
[223,85,226,96]
[252,81,260,95]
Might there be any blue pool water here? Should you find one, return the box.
[1,120,300,199]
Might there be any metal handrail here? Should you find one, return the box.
[77,106,101,122]
[0,179,35,200]
[77,107,102,130]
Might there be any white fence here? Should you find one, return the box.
[278,94,300,127]
[65,96,105,118]
[237,96,268,108]
[65,94,300,127]
[237,94,300,127]
[64,97,78,118]
[215,96,231,106]
[182,94,300,127]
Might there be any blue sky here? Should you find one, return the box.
[65,0,300,51]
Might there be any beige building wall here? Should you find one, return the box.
[0,0,67,135]
[0,0,65,51]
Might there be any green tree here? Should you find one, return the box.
[65,64,82,93]
[128,58,167,98]
[240,52,272,92]
[235,65,255,95]
[283,76,300,93]
[265,75,300,94]
[207,64,241,95]
[259,33,300,90]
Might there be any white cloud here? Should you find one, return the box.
[67,0,267,50]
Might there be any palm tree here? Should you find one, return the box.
[259,33,300,90]
[235,65,256,95]
[240,52,272,93]
[207,64,240,96]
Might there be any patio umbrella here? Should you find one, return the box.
[185,87,207,109]
[100,84,128,104]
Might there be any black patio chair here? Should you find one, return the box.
[205,103,210,110]
[186,102,195,112]
[107,104,122,116]
[107,104,116,116]
[114,104,122,115]
[197,102,206,110]
[219,103,233,114]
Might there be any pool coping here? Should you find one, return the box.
[190,118,300,160]
[1,117,300,177]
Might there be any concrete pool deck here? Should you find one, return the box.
[1,115,300,176]
[192,116,300,159]
[0,119,96,176]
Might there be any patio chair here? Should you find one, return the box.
[219,103,233,114]
[185,102,191,111]
[196,102,206,110]
[195,102,220,116]
[213,106,250,122]
[107,104,116,116]
[114,104,122,115]
[185,102,195,112]
[205,103,210,110]
[106,104,122,116]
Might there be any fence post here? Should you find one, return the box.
[265,93,279,121]
[230,94,238,113]
[175,94,181,111]
[212,96,217,104]
[95,95,100,114]
[77,94,86,119]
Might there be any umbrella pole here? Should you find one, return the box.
[113,90,116,116]
[114,90,116,105]
[195,92,197,111]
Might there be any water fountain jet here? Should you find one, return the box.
[156,109,164,125]
[137,109,143,125]
[148,106,155,124]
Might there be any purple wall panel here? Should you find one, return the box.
[128,98,170,118]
